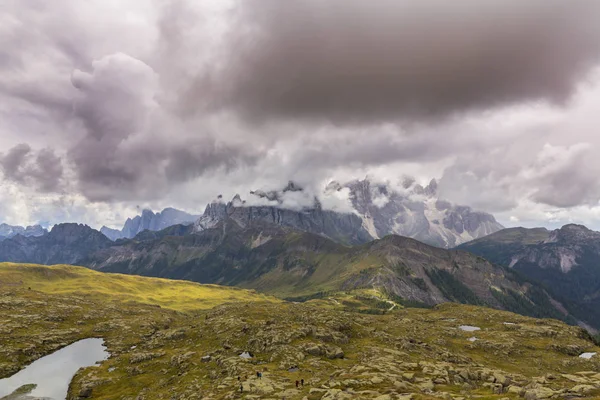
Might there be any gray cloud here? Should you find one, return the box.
[188,0,600,123]
[529,144,600,208]
[0,144,63,192]
[2,0,600,229]
[69,52,260,202]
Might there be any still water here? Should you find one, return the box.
[0,338,108,399]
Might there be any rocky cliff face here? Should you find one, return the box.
[0,223,47,241]
[101,208,199,240]
[194,192,373,245]
[342,178,504,248]
[458,224,600,330]
[0,223,111,265]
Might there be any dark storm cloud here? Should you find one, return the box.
[190,0,600,123]
[165,140,260,182]
[0,144,63,192]
[68,53,260,202]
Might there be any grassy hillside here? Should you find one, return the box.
[0,262,277,312]
[1,265,599,399]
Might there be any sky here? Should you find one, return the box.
[2,0,600,230]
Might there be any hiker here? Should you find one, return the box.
[295,380,299,388]
[237,376,240,381]
[256,371,260,379]
[240,384,243,393]
[301,378,304,386]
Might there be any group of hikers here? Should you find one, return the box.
[237,372,305,393]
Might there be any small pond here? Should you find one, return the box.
[0,338,109,400]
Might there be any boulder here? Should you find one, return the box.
[570,384,596,395]
[524,387,555,400]
[326,346,344,359]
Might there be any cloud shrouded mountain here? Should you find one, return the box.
[194,179,503,248]
[1,0,600,230]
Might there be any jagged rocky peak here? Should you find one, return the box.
[203,200,228,220]
[191,177,503,248]
[325,180,343,193]
[0,223,47,240]
[101,208,200,241]
[249,181,304,203]
[48,223,110,245]
[193,185,372,244]
[342,177,503,248]
[50,222,92,234]
[282,180,303,192]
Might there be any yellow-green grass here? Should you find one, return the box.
[0,262,279,312]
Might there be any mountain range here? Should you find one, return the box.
[82,217,571,323]
[100,207,199,240]
[0,179,598,331]
[0,213,578,327]
[194,178,504,248]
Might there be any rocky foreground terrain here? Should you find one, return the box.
[1,264,600,400]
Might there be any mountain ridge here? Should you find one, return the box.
[78,217,576,326]
[458,224,600,330]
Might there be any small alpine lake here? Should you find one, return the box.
[0,338,109,400]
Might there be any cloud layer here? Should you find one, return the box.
[198,0,600,123]
[1,0,600,230]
